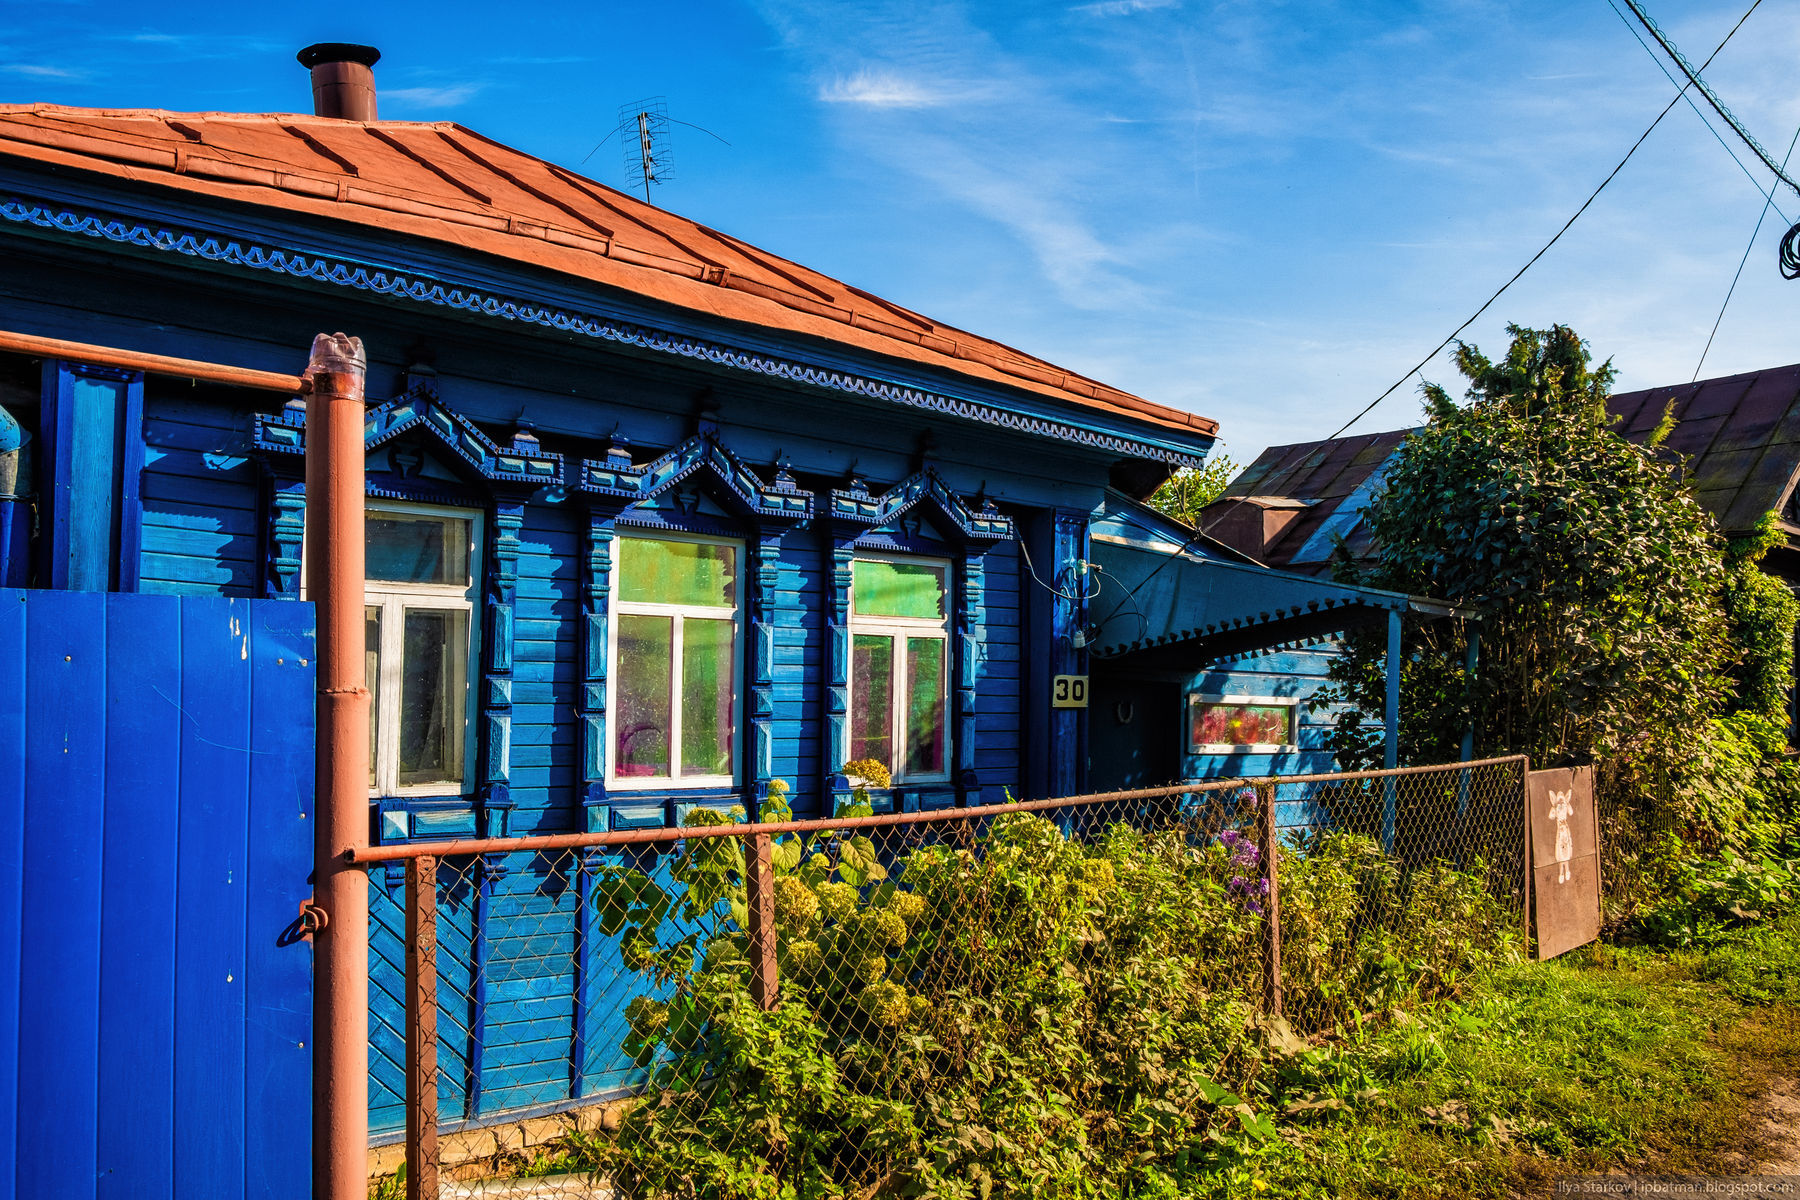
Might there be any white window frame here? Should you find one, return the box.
[606,529,745,791]
[848,552,953,785]
[308,499,483,799]
[1186,693,1300,754]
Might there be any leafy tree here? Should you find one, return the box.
[1720,512,1799,721]
[1146,454,1238,526]
[1324,324,1731,774]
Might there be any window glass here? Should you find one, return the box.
[368,512,470,585]
[682,618,736,777]
[904,637,947,777]
[1188,701,1294,749]
[365,607,381,790]
[616,613,674,778]
[396,608,467,786]
[851,634,895,765]
[618,538,736,607]
[852,559,946,620]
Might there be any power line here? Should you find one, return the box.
[1605,0,1789,224]
[1324,0,1765,442]
[1618,0,1800,199]
[1693,122,1800,381]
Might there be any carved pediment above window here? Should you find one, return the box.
[828,466,1014,546]
[575,429,814,524]
[252,385,563,493]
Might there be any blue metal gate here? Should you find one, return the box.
[0,590,315,1200]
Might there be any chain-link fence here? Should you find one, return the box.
[360,756,1529,1199]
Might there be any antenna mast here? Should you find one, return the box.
[617,98,672,202]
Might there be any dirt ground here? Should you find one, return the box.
[1723,1076,1800,1175]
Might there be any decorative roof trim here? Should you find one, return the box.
[253,383,563,488]
[829,467,1014,544]
[1,190,1210,468]
[576,427,814,524]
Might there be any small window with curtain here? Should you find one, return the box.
[1186,694,1298,753]
[849,556,950,783]
[609,534,742,787]
[362,504,481,797]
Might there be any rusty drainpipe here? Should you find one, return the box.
[305,333,369,1200]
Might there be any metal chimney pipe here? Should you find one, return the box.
[297,43,381,121]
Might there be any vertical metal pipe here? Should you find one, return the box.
[1457,628,1480,828]
[305,332,369,1200]
[1257,782,1282,1018]
[1381,608,1401,852]
[743,831,779,1010]
[406,856,440,1200]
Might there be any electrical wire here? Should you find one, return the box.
[1015,535,1097,604]
[1694,122,1800,381]
[1605,0,1789,224]
[1325,0,1765,442]
[1618,0,1800,198]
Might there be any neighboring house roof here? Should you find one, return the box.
[1609,361,1800,536]
[1211,361,1800,573]
[1207,428,1412,570]
[0,105,1217,444]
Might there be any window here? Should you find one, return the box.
[609,534,742,787]
[849,556,949,782]
[1186,695,1298,753]
[363,504,480,796]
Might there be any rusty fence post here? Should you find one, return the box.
[405,856,440,1200]
[744,831,779,1010]
[305,333,370,1200]
[1258,782,1283,1018]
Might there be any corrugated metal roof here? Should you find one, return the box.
[0,104,1218,442]
[1608,362,1800,535]
[1214,428,1413,569]
[1218,362,1800,570]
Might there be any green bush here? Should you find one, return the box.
[585,791,1524,1199]
[1632,853,1800,948]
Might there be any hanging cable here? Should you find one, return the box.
[1605,0,1789,224]
[1619,0,1800,198]
[1015,535,1096,604]
[1695,122,1800,380]
[1325,0,1765,441]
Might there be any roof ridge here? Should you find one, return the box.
[0,103,1218,440]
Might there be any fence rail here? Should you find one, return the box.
[362,756,1530,1199]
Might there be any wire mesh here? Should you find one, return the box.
[365,758,1531,1199]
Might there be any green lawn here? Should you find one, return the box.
[1249,912,1800,1198]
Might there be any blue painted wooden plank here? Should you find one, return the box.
[18,589,105,1200]
[0,592,25,1197]
[245,600,314,1200]
[96,594,180,1200]
[174,595,251,1199]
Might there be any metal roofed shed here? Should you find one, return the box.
[1085,494,1466,789]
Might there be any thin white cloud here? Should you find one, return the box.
[1072,0,1178,16]
[0,63,82,78]
[383,84,482,110]
[818,68,954,108]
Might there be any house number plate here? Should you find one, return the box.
[1051,675,1089,709]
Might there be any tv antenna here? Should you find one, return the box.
[618,98,672,202]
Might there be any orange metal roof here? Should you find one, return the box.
[0,104,1217,442]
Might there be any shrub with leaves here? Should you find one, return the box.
[1325,324,1731,778]
[585,779,1525,1198]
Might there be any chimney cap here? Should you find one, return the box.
[296,43,381,69]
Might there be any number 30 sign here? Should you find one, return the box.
[1052,675,1089,708]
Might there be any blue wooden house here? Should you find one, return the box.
[0,46,1449,1162]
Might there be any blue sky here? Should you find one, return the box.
[3,1,1798,466]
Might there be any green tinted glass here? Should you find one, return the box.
[852,559,946,620]
[851,634,894,766]
[616,614,673,778]
[904,636,946,777]
[681,618,735,776]
[619,538,737,607]
[367,511,469,585]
